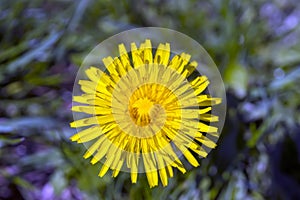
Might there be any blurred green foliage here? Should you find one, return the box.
[0,0,300,199]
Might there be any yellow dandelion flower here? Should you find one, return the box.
[70,39,221,188]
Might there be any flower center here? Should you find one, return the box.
[128,83,171,128]
[130,97,154,126]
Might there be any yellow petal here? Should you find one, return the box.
[195,131,219,138]
[188,142,208,158]
[142,39,153,64]
[166,164,173,178]
[103,56,118,76]
[78,79,97,87]
[172,158,186,173]
[130,153,139,183]
[185,61,198,77]
[118,43,132,71]
[154,43,170,66]
[175,143,199,167]
[76,130,102,143]
[200,114,219,122]
[91,139,111,164]
[157,155,168,187]
[131,43,144,68]
[71,106,94,114]
[176,53,190,73]
[98,164,109,177]
[83,135,106,159]
[70,125,101,142]
[112,157,124,178]
[207,132,220,137]
[70,117,98,128]
[110,149,123,170]
[113,56,127,77]
[199,122,218,133]
[191,76,208,87]
[99,144,119,174]
[85,66,103,83]
[193,80,209,95]
[195,136,217,148]
[199,107,212,114]
[198,97,222,106]
[73,94,95,104]
[96,115,115,125]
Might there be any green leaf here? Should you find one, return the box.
[6,32,61,73]
[51,170,67,195]
[13,177,35,190]
[247,123,267,148]
[224,62,248,98]
[0,135,24,147]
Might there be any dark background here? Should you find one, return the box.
[0,0,300,199]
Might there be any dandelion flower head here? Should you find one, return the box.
[70,29,225,188]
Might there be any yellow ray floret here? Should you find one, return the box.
[70,39,221,188]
